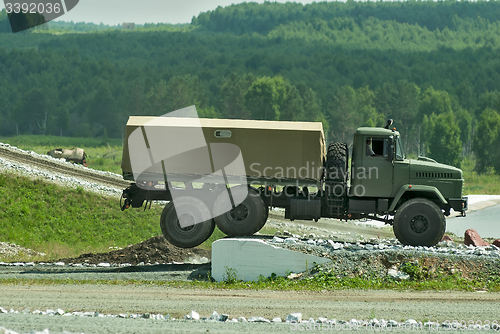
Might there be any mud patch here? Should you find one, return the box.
[57,236,211,265]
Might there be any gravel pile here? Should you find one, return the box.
[268,233,500,279]
[0,242,45,258]
[1,307,499,333]
[0,143,122,198]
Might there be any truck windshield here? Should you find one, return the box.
[395,136,405,160]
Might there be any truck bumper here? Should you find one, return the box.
[448,197,468,216]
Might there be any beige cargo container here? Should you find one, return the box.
[121,116,326,185]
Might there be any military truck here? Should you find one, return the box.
[47,148,87,166]
[120,116,467,248]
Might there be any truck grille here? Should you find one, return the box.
[415,172,453,178]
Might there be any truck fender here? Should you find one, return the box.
[389,184,448,211]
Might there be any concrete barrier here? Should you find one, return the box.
[211,238,331,282]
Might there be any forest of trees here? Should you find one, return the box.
[1,1,500,173]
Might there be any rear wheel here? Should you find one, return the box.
[214,186,268,237]
[160,197,215,248]
[393,198,445,246]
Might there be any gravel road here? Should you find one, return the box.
[1,285,499,333]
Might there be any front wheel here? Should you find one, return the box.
[393,198,445,246]
[160,197,215,248]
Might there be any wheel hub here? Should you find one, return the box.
[176,213,196,232]
[229,204,249,222]
[410,215,428,233]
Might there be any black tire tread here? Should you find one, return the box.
[325,142,348,182]
[215,186,267,237]
[393,198,445,247]
[160,202,215,248]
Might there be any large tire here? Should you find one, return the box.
[160,197,215,248]
[325,142,348,182]
[214,186,268,237]
[393,198,445,247]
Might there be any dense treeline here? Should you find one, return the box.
[193,0,500,34]
[1,1,500,172]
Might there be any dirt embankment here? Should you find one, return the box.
[57,236,211,265]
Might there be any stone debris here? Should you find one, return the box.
[464,229,490,247]
[441,234,453,242]
[272,236,284,243]
[209,310,220,321]
[267,231,500,260]
[285,312,302,323]
[387,268,410,280]
[1,308,500,333]
[248,316,271,323]
[184,310,200,320]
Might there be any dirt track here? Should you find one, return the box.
[0,144,130,189]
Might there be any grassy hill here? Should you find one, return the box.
[0,171,163,260]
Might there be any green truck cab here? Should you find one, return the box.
[346,125,467,246]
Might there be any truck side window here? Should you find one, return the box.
[395,137,405,160]
[371,138,384,156]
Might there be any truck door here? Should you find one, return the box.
[354,136,393,197]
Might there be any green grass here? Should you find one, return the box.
[0,172,164,260]
[462,157,500,195]
[1,267,499,292]
[0,171,245,262]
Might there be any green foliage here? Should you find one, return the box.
[400,261,426,280]
[474,108,500,173]
[222,267,240,284]
[193,1,500,35]
[244,76,287,120]
[419,87,453,118]
[218,73,254,119]
[427,111,462,168]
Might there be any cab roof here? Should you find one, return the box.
[355,127,400,136]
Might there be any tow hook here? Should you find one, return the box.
[120,191,131,211]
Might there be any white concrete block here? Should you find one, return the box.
[212,239,330,282]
